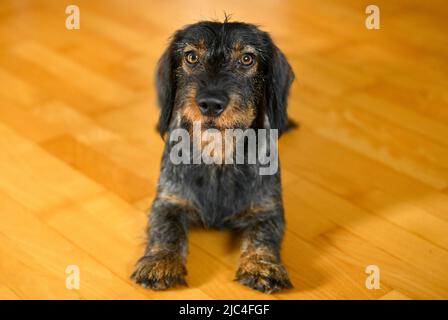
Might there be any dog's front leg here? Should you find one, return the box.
[132,196,189,290]
[236,215,292,293]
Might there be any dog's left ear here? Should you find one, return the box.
[156,46,176,137]
[265,45,294,135]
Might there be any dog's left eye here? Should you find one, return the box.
[185,51,199,65]
[239,53,254,66]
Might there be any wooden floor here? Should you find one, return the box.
[0,0,447,300]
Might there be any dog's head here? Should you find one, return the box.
[156,20,294,136]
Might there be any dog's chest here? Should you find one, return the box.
[182,164,264,227]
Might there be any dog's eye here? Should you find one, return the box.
[185,51,199,65]
[239,53,254,66]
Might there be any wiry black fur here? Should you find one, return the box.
[132,20,295,293]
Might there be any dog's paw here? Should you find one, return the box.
[235,255,292,294]
[131,251,187,290]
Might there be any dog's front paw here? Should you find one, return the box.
[131,251,187,290]
[236,255,292,294]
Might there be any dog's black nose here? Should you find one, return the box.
[197,94,228,116]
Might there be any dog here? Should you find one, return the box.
[131,19,295,293]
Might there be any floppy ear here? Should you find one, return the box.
[265,45,294,135]
[156,46,176,137]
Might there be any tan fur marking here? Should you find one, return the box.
[236,242,292,292]
[133,251,187,285]
[231,43,256,59]
[249,199,278,214]
[147,254,185,279]
[238,246,278,277]
[182,93,204,124]
[228,199,279,223]
[158,191,194,209]
[215,101,256,129]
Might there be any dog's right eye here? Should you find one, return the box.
[185,51,199,65]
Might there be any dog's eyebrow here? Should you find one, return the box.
[182,43,197,52]
[182,40,207,52]
[233,42,257,54]
[242,45,257,54]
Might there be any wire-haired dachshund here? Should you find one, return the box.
[131,19,295,294]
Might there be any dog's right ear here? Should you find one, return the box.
[264,43,294,136]
[156,45,176,137]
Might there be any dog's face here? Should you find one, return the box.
[156,21,294,135]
